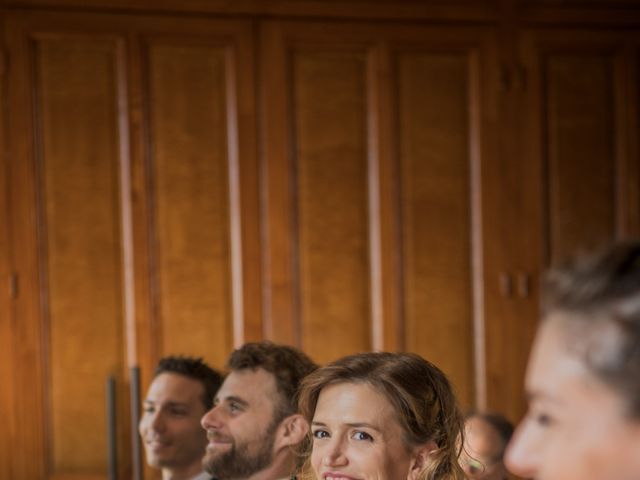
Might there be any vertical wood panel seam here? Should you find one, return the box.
[29,34,54,476]
[225,39,245,348]
[539,46,552,267]
[286,39,302,348]
[366,43,383,352]
[614,46,628,238]
[469,45,486,410]
[116,36,136,369]
[390,46,406,353]
[139,36,162,362]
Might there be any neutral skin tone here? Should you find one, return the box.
[505,314,640,480]
[311,382,432,480]
[201,367,308,480]
[139,372,209,480]
[461,416,507,480]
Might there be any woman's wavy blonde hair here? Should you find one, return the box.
[296,352,466,480]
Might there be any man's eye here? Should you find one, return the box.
[229,402,241,413]
[312,430,329,439]
[352,431,373,441]
[170,409,187,416]
[143,406,154,414]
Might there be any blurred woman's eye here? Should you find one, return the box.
[312,429,330,439]
[525,405,555,428]
[535,412,553,427]
[352,431,373,441]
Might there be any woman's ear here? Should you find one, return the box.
[407,441,437,480]
[275,414,310,449]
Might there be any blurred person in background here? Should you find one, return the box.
[505,242,640,480]
[461,411,513,480]
[140,356,223,480]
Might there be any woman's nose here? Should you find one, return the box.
[322,438,348,467]
[504,426,538,478]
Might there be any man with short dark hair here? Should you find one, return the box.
[139,356,223,480]
[201,342,318,480]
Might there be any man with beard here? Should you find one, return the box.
[201,342,317,480]
[139,356,223,480]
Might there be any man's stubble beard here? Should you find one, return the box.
[203,419,280,479]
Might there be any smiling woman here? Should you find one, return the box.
[297,352,466,480]
[505,242,640,480]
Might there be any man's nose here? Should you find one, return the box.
[149,411,166,433]
[201,404,223,431]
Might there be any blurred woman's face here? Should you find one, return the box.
[311,382,424,480]
[505,315,640,480]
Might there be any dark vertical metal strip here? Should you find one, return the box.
[106,376,117,480]
[130,366,143,480]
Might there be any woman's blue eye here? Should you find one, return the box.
[352,431,373,441]
[312,430,329,439]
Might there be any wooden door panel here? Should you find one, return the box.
[503,29,640,422]
[521,30,640,265]
[6,12,259,480]
[293,50,372,362]
[0,10,15,477]
[545,54,616,263]
[34,35,127,476]
[397,51,475,406]
[146,40,234,367]
[263,22,493,406]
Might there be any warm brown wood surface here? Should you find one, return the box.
[294,49,372,360]
[1,3,639,479]
[36,36,126,473]
[0,11,15,480]
[148,41,234,366]
[398,51,474,407]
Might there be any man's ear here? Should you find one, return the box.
[274,414,310,449]
[407,441,437,480]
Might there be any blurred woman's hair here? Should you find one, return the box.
[543,241,640,417]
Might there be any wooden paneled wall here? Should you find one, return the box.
[261,23,497,409]
[1,2,639,479]
[6,13,261,479]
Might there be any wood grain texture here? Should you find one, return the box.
[125,18,260,391]
[4,8,640,479]
[34,36,125,473]
[397,51,475,407]
[1,0,500,22]
[293,49,372,363]
[147,41,234,368]
[545,53,616,263]
[0,11,15,478]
